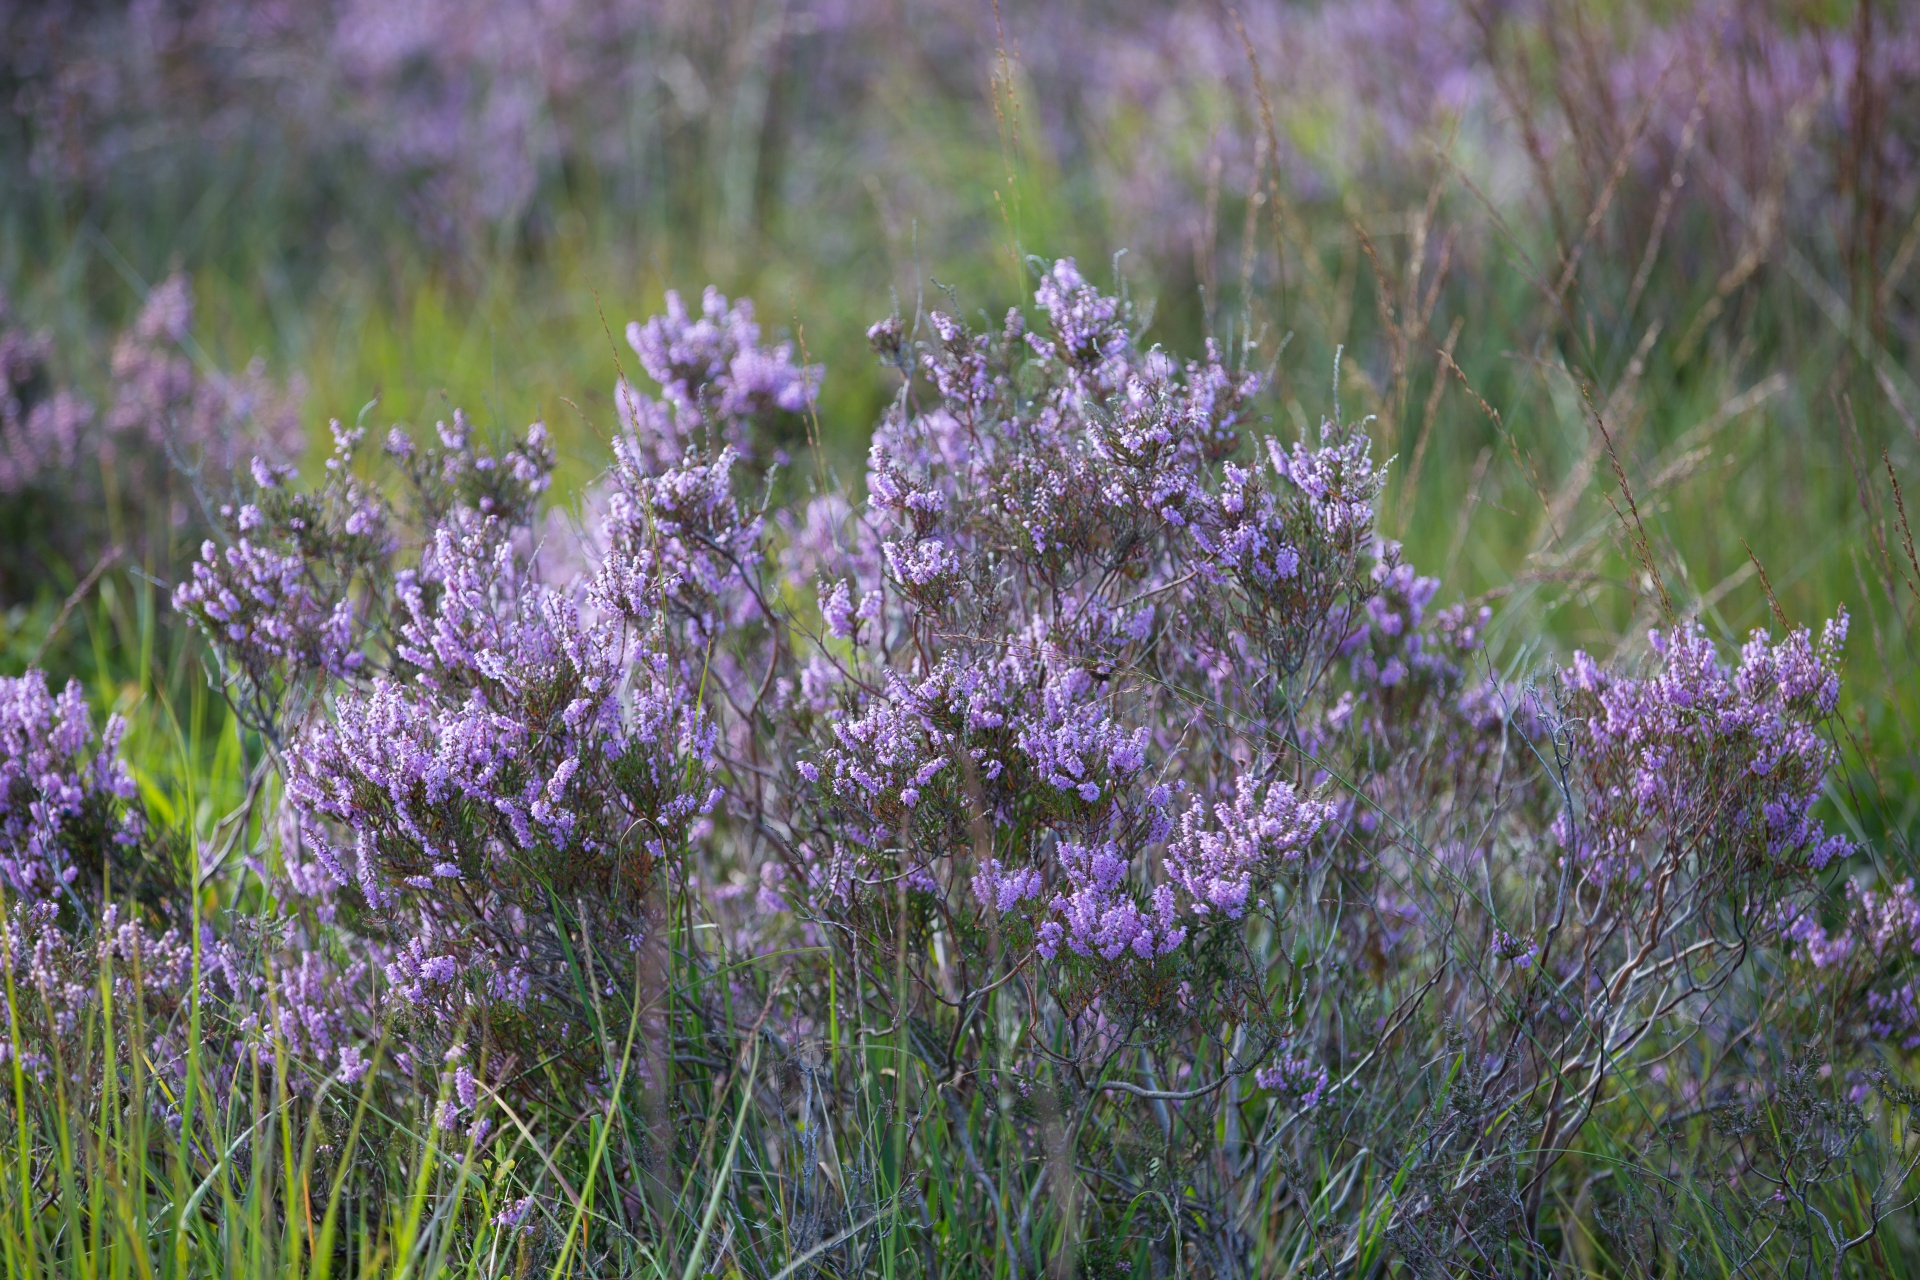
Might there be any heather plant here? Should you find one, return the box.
[615,284,823,475]
[0,264,1875,1276]
[0,272,303,609]
[171,430,390,738]
[102,272,305,479]
[0,669,162,922]
[0,298,92,500]
[15,0,1914,300]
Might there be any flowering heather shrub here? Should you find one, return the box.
[0,274,304,605]
[1060,0,1920,286]
[0,900,194,1081]
[168,393,745,1105]
[616,286,822,471]
[0,671,143,918]
[1561,615,1854,881]
[0,672,263,1119]
[0,300,92,498]
[763,260,1363,1050]
[4,0,995,247]
[285,504,719,1028]
[327,0,646,237]
[103,272,305,474]
[14,0,1914,296]
[6,263,1913,1275]
[1599,3,1920,230]
[170,427,389,737]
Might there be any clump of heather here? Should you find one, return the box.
[1561,614,1854,885]
[104,272,304,475]
[172,427,391,735]
[167,385,751,1110]
[0,669,177,923]
[617,286,821,469]
[284,504,719,1054]
[0,899,194,1083]
[765,260,1339,1049]
[7,263,1907,1275]
[0,274,304,605]
[0,671,135,909]
[0,668,277,1118]
[0,299,92,499]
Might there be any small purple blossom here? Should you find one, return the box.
[1256,1052,1329,1110]
[1491,928,1537,969]
[1166,774,1332,917]
[0,671,140,909]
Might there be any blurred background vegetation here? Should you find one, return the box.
[2,0,1917,846]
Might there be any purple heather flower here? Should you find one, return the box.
[616,287,820,466]
[0,671,140,906]
[1166,775,1332,918]
[1560,613,1852,883]
[973,859,1044,913]
[1491,928,1538,969]
[337,1044,371,1084]
[493,1196,536,1235]
[1256,1051,1330,1110]
[1042,841,1186,962]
